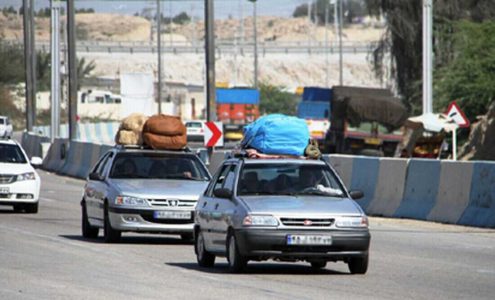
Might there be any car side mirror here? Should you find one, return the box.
[30,156,43,168]
[349,190,364,200]
[213,188,233,199]
[89,172,103,181]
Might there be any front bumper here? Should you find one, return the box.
[0,180,40,205]
[235,228,370,261]
[108,206,194,233]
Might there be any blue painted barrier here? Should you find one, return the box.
[458,162,495,228]
[349,156,380,211]
[394,159,441,220]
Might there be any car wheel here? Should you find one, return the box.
[227,232,247,273]
[82,201,99,238]
[310,261,327,269]
[180,233,194,242]
[195,230,215,267]
[24,203,38,214]
[104,206,121,243]
[348,254,368,274]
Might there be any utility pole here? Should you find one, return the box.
[422,0,433,114]
[157,0,162,114]
[50,0,61,141]
[249,0,258,89]
[67,0,78,140]
[325,2,329,88]
[204,0,216,122]
[307,0,311,49]
[338,0,343,86]
[23,0,36,131]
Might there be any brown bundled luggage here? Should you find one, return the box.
[115,113,149,145]
[142,114,187,150]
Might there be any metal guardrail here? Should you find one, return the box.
[6,39,376,54]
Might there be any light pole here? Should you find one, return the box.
[248,0,258,89]
[204,0,216,122]
[338,0,343,86]
[157,0,162,114]
[422,0,433,114]
[50,0,61,141]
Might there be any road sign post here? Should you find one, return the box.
[446,101,469,161]
[204,122,224,148]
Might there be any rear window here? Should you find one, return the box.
[0,118,4,125]
[0,144,27,164]
[237,163,345,197]
[109,152,210,181]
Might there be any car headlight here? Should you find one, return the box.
[335,216,368,228]
[16,172,36,181]
[115,196,149,207]
[243,215,279,227]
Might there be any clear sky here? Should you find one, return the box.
[0,0,315,19]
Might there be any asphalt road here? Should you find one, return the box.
[1,170,494,299]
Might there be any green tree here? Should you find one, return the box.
[434,21,495,121]
[0,39,25,84]
[365,0,495,114]
[259,83,298,115]
[173,12,191,25]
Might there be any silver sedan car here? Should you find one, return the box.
[81,146,211,243]
[194,157,370,273]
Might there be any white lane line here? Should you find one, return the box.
[477,269,495,275]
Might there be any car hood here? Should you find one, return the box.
[110,179,208,200]
[0,162,34,175]
[239,195,362,216]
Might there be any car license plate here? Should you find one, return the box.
[287,235,332,246]
[0,187,9,194]
[154,211,191,220]
[364,137,382,145]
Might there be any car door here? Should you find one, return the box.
[211,163,239,251]
[86,152,113,225]
[199,163,232,252]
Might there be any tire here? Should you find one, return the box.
[227,232,247,273]
[180,233,194,242]
[82,201,99,238]
[195,230,215,267]
[348,254,369,274]
[103,206,121,243]
[24,203,38,214]
[310,261,327,269]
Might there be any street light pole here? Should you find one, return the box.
[249,0,258,89]
[67,0,78,141]
[157,0,162,114]
[422,0,433,114]
[23,0,36,131]
[50,0,61,141]
[204,0,216,122]
[325,2,329,88]
[338,0,343,86]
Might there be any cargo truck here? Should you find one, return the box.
[215,88,260,141]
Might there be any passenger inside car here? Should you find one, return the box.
[116,159,137,177]
[239,171,259,194]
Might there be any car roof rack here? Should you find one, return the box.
[113,144,192,152]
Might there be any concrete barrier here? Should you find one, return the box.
[42,138,68,172]
[458,161,495,228]
[367,158,408,217]
[394,159,441,220]
[427,161,474,224]
[325,154,354,188]
[348,156,380,211]
[21,132,50,159]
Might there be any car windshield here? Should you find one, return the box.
[0,144,27,164]
[237,163,345,197]
[0,118,4,124]
[109,152,210,181]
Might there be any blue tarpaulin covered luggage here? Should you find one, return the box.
[241,114,310,156]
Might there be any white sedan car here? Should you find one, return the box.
[185,120,206,142]
[0,138,42,213]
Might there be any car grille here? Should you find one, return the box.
[0,175,15,184]
[280,218,334,227]
[147,199,196,208]
[141,212,195,224]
